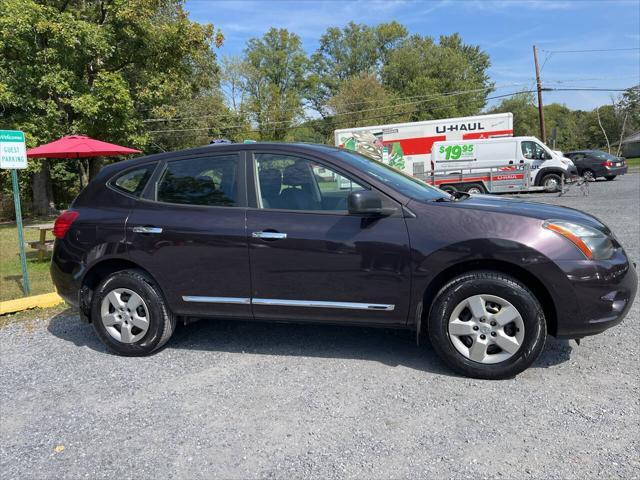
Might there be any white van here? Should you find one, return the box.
[431,136,578,192]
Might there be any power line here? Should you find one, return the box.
[147,89,536,135]
[143,84,523,124]
[541,47,640,54]
[146,86,630,136]
[545,88,629,92]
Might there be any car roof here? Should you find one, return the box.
[100,142,342,175]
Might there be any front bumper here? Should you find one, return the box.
[551,250,637,338]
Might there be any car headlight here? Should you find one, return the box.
[543,220,615,260]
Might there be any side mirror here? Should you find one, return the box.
[348,190,384,215]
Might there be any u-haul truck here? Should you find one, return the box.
[334,113,513,176]
[430,136,578,193]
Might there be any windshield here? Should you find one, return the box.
[591,151,619,161]
[333,149,449,202]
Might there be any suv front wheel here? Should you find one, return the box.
[427,271,546,379]
[91,269,176,356]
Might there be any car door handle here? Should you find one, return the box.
[132,226,163,234]
[252,231,287,240]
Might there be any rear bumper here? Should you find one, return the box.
[601,165,627,177]
[551,251,637,338]
[50,246,81,307]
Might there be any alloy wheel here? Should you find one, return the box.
[447,294,525,364]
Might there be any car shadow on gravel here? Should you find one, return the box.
[47,311,573,377]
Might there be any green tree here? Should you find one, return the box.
[328,74,413,134]
[241,28,309,141]
[489,92,538,137]
[308,22,407,116]
[0,0,223,214]
[544,103,581,150]
[382,33,493,121]
[616,85,640,140]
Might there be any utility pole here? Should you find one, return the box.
[533,45,546,143]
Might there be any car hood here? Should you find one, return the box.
[420,194,607,230]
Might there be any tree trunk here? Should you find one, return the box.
[79,159,90,187]
[32,160,56,217]
[88,157,103,181]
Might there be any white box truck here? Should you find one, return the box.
[334,113,513,176]
[430,136,578,193]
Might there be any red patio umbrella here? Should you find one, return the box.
[27,135,141,158]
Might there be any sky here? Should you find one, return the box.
[185,0,640,111]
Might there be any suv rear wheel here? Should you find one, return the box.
[427,271,546,379]
[91,269,175,356]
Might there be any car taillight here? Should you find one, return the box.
[601,161,614,167]
[53,210,79,239]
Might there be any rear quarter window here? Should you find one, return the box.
[111,165,156,197]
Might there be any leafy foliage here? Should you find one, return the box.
[307,22,408,116]
[382,34,493,121]
[0,0,223,213]
[328,74,412,133]
[241,28,309,141]
[490,86,639,152]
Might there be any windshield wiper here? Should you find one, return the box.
[432,190,470,202]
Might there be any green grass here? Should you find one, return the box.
[625,157,640,168]
[0,218,57,301]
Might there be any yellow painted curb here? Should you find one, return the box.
[0,292,64,315]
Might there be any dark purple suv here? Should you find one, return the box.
[51,143,637,379]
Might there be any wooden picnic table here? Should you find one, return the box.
[25,223,55,261]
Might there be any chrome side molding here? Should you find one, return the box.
[252,298,394,311]
[182,296,251,304]
[182,296,395,311]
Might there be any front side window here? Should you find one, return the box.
[521,141,550,160]
[333,149,448,202]
[157,155,239,206]
[112,165,155,196]
[255,153,364,211]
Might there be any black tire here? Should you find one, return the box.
[440,184,457,194]
[462,183,486,194]
[605,175,616,181]
[541,173,562,192]
[427,271,547,379]
[91,269,175,356]
[582,169,595,181]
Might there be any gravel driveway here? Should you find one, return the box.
[1,174,638,480]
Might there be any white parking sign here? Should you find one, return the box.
[0,130,28,169]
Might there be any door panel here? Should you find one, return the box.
[247,152,412,326]
[247,210,411,325]
[127,153,251,318]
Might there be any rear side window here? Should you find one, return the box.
[112,165,155,197]
[157,154,239,207]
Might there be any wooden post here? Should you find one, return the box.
[533,45,547,144]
